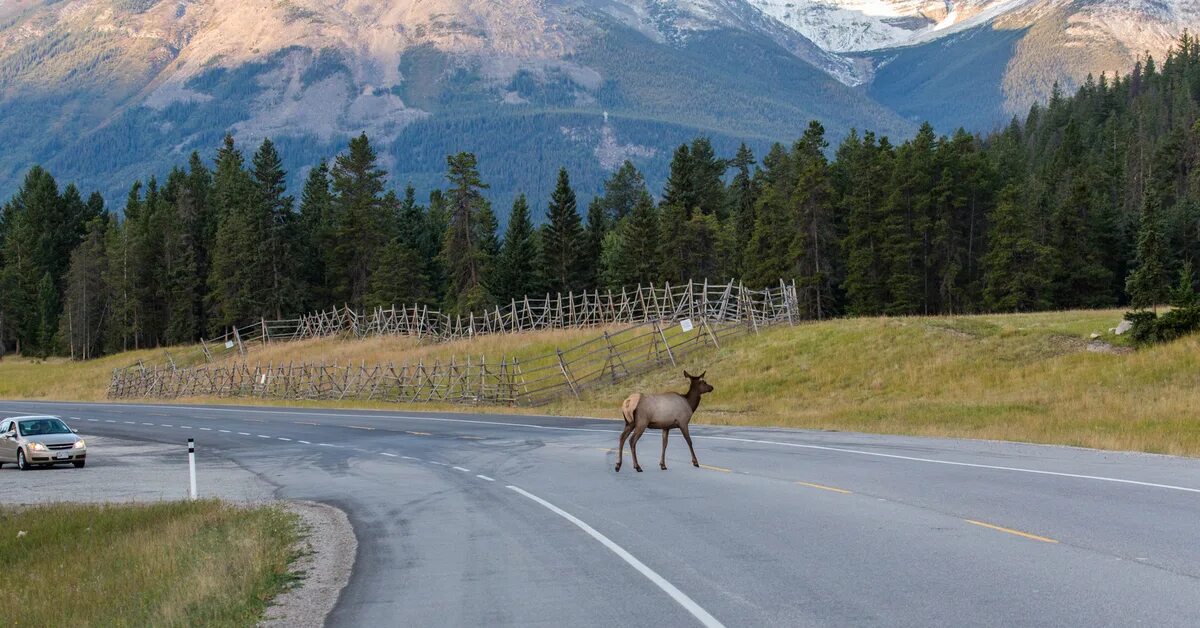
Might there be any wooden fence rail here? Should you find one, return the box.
[198,280,798,361]
[110,298,795,406]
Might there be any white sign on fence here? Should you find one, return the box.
[225,340,235,349]
[680,319,694,333]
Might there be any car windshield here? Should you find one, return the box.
[18,419,72,436]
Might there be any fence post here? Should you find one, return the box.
[656,322,677,367]
[556,349,581,400]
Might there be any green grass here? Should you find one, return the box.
[0,500,300,627]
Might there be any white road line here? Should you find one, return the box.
[238,432,251,436]
[298,440,311,445]
[257,435,271,439]
[69,417,81,420]
[141,422,154,426]
[476,474,495,482]
[278,437,292,441]
[400,456,419,461]
[698,435,1200,495]
[430,461,448,466]
[20,401,1199,494]
[181,426,192,429]
[124,421,136,425]
[199,428,212,431]
[87,418,98,422]
[507,485,724,628]
[161,424,173,427]
[218,429,231,433]
[105,420,116,423]
[318,443,335,447]
[452,466,470,472]
[380,453,398,457]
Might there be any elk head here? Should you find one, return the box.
[684,371,714,395]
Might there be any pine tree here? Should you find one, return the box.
[727,143,758,277]
[1126,186,1171,310]
[582,197,609,288]
[441,152,493,314]
[839,131,892,315]
[600,190,662,288]
[790,121,838,318]
[598,161,648,221]
[745,144,795,288]
[494,194,539,302]
[331,133,390,308]
[207,135,262,333]
[298,162,334,310]
[35,271,59,356]
[252,138,300,319]
[539,168,586,294]
[982,185,1051,311]
[61,215,110,359]
[365,239,426,309]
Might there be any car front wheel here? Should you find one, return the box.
[73,461,85,469]
[17,449,29,471]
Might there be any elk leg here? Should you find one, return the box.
[615,422,633,472]
[629,423,648,472]
[680,424,699,467]
[660,428,671,470]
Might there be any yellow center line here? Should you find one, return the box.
[293,421,319,426]
[699,464,732,473]
[347,425,375,431]
[407,431,431,436]
[964,519,1058,543]
[795,481,852,494]
[598,448,616,453]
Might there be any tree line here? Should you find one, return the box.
[1,36,1198,359]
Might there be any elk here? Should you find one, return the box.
[615,371,714,473]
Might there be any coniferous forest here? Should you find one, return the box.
[2,38,1199,360]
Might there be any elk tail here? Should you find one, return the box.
[621,393,642,425]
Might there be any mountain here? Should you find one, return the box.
[0,0,912,210]
[750,0,1197,130]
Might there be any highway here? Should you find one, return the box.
[3,400,1199,627]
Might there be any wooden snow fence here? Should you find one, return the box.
[109,284,798,407]
[198,280,798,362]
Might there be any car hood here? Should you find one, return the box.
[26,434,80,446]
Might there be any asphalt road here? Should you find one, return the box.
[3,400,1198,627]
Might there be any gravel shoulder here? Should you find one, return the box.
[2,435,356,628]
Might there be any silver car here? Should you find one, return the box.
[0,416,87,471]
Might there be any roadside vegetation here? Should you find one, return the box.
[0,500,299,627]
[5,308,1200,456]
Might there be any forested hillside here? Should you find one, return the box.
[1,37,1197,360]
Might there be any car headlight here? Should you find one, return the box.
[29,442,47,451]
[73,440,86,449]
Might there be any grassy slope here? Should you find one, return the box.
[0,500,298,627]
[3,310,1198,456]
[550,310,1200,456]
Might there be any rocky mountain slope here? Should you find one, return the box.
[0,0,909,206]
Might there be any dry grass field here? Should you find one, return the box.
[4,309,1199,456]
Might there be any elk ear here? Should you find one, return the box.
[699,371,706,379]
[683,370,694,380]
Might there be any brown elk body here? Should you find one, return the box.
[615,371,713,472]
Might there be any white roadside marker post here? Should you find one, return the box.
[188,438,197,500]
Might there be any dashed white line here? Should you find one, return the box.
[238,432,251,436]
[430,461,448,466]
[199,428,212,431]
[507,485,725,628]
[181,426,193,429]
[218,429,231,433]
[87,418,98,422]
[380,453,398,457]
[453,466,471,472]
[124,421,136,425]
[298,440,311,445]
[400,456,420,461]
[257,435,271,439]
[318,443,335,447]
[277,437,292,442]
[161,424,173,428]
[141,422,154,426]
[476,475,496,482]
[105,420,116,423]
